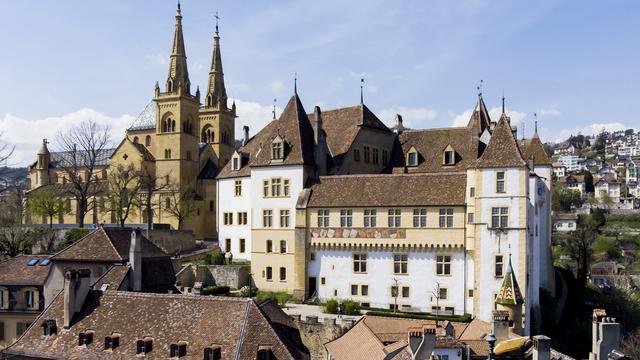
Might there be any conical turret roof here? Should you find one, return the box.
[495,257,524,305]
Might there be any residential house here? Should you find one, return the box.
[0,255,51,348]
[558,174,586,198]
[626,157,640,184]
[583,158,603,173]
[590,262,627,288]
[595,175,621,204]
[554,143,576,156]
[558,155,584,173]
[596,165,617,180]
[552,162,566,178]
[552,213,578,232]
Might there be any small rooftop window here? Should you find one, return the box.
[78,331,94,346]
[170,342,188,358]
[137,338,153,354]
[204,346,222,360]
[38,258,50,266]
[104,334,120,350]
[257,346,273,360]
[27,258,38,266]
[42,319,57,336]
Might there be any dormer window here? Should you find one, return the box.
[170,342,188,358]
[78,331,94,346]
[204,346,222,360]
[271,136,284,161]
[42,319,57,336]
[257,346,273,360]
[443,145,456,165]
[232,153,241,171]
[137,338,153,354]
[406,146,419,167]
[104,333,120,350]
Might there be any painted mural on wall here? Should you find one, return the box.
[310,228,406,239]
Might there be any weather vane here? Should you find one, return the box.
[215,11,220,32]
[477,79,483,97]
[272,98,277,119]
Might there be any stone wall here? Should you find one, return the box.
[146,229,197,254]
[175,264,251,290]
[290,315,354,360]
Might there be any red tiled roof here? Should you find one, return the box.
[0,255,51,286]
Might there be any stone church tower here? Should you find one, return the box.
[154,3,200,188]
[199,21,236,167]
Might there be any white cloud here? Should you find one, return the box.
[379,106,437,129]
[269,80,283,92]
[547,123,634,143]
[232,99,278,139]
[539,108,561,117]
[451,109,474,127]
[0,109,135,167]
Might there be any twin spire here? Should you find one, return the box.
[163,3,228,111]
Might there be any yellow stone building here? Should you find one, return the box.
[26,4,234,240]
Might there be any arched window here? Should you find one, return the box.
[145,135,151,147]
[133,136,139,144]
[167,79,174,92]
[171,120,176,132]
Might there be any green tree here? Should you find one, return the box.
[552,185,581,212]
[594,129,607,156]
[29,188,67,228]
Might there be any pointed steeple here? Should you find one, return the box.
[476,113,527,168]
[496,257,524,305]
[205,13,228,109]
[165,3,191,95]
[467,92,491,136]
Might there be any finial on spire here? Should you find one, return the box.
[294,72,297,95]
[501,90,506,115]
[273,98,277,119]
[177,0,181,11]
[215,11,220,34]
[477,79,483,97]
[360,78,364,104]
[534,112,538,134]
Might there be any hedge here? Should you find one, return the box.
[202,285,230,296]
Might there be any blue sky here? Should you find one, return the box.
[1,0,639,165]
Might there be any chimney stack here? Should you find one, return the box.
[130,229,142,292]
[407,325,436,360]
[394,114,405,133]
[63,269,91,329]
[492,310,510,344]
[242,126,250,146]
[313,106,327,177]
[532,335,551,360]
[589,309,621,360]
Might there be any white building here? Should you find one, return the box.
[558,155,584,173]
[595,176,621,204]
[552,162,566,178]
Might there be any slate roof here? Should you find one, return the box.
[51,228,168,262]
[5,292,309,360]
[476,115,527,168]
[390,127,480,173]
[0,255,51,286]
[307,173,467,207]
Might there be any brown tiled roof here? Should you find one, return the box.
[466,96,492,137]
[5,291,308,360]
[51,228,168,262]
[390,127,480,173]
[465,339,489,356]
[91,264,130,290]
[307,173,467,207]
[520,135,552,166]
[217,94,315,179]
[476,115,527,168]
[0,255,51,286]
[362,316,436,343]
[325,319,388,360]
[458,318,490,340]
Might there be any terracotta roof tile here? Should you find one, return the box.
[307,173,467,208]
[0,255,51,286]
[91,264,130,290]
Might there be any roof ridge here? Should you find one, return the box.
[235,300,252,360]
[104,228,125,261]
[318,172,467,180]
[253,300,298,359]
[105,290,250,301]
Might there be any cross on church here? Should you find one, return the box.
[215,12,220,31]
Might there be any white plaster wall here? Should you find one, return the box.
[309,249,467,314]
[251,166,306,230]
[218,176,252,260]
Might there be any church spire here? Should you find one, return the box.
[205,12,228,109]
[165,2,191,95]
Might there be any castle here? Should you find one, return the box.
[26,4,554,334]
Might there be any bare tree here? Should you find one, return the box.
[55,120,111,227]
[0,132,15,194]
[164,185,199,230]
[106,164,143,227]
[558,214,599,287]
[621,328,640,359]
[139,167,170,231]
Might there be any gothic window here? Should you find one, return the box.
[145,135,151,147]
[133,136,139,144]
[171,120,176,132]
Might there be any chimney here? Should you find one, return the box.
[130,229,142,292]
[532,335,551,360]
[313,106,327,177]
[407,325,436,360]
[492,310,510,344]
[589,309,621,360]
[242,126,250,146]
[63,269,91,329]
[529,155,535,172]
[394,114,404,133]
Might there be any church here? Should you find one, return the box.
[26,3,235,240]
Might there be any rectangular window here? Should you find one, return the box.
[266,267,272,280]
[283,179,290,196]
[340,209,353,227]
[272,142,283,159]
[364,209,377,227]
[321,277,326,285]
[280,209,290,227]
[239,239,245,253]
[237,212,248,225]
[354,149,361,162]
[393,254,408,274]
[439,208,454,228]
[16,322,31,337]
[364,146,371,163]
[408,152,417,166]
[401,286,410,298]
[25,291,36,309]
[388,209,401,227]
[263,180,269,197]
[209,200,214,212]
[439,287,448,300]
[382,149,389,166]
[391,286,398,298]
[495,254,504,277]
[467,213,474,224]
[470,187,475,197]
[262,210,273,228]
[491,207,509,228]
[223,212,233,225]
[271,178,282,197]
[496,171,505,193]
[468,289,474,297]
[353,253,367,273]
[413,208,427,228]
[361,285,369,296]
[351,284,358,296]
[266,240,273,253]
[317,209,329,227]
[280,267,287,281]
[444,150,455,165]
[280,240,287,254]
[234,180,242,196]
[225,238,231,253]
[436,255,452,276]
[372,148,379,164]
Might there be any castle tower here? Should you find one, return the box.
[198,19,236,167]
[154,3,200,191]
[35,139,51,187]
